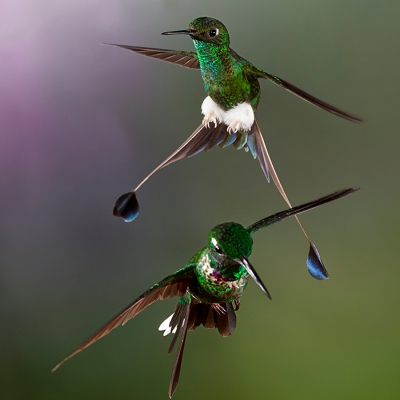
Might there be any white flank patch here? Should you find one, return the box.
[158,313,185,336]
[201,96,254,133]
[158,313,175,336]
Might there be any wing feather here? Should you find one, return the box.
[265,73,363,123]
[243,62,362,123]
[104,44,200,70]
[52,266,193,371]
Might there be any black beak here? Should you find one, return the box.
[238,258,272,300]
[162,29,195,36]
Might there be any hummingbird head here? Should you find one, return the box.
[188,17,230,45]
[208,222,271,299]
[162,17,230,47]
[208,222,252,261]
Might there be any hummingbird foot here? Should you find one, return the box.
[210,303,227,315]
[201,96,224,128]
[202,113,219,129]
[226,120,242,134]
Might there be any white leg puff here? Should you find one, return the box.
[201,97,254,133]
[223,102,254,133]
[201,96,225,128]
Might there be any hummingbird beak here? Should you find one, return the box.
[238,258,272,300]
[162,29,196,36]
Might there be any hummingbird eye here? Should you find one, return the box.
[208,28,219,38]
[214,244,223,254]
[211,237,223,254]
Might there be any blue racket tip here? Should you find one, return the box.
[113,191,139,222]
[307,241,329,280]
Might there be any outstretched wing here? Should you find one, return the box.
[52,265,194,371]
[243,63,363,123]
[104,44,200,69]
[246,188,359,234]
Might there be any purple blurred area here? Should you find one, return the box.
[1,2,152,295]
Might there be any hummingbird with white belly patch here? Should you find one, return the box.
[52,187,358,398]
[109,17,362,280]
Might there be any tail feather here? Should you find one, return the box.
[163,302,237,339]
[169,304,190,398]
[246,131,257,159]
[168,303,186,355]
[186,303,201,330]
[219,130,238,148]
[214,304,231,337]
[251,118,330,280]
[203,306,216,329]
[204,124,228,151]
[165,301,237,397]
[181,123,229,159]
[192,303,205,330]
[232,131,248,150]
[226,302,237,334]
[169,303,185,332]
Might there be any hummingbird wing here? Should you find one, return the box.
[242,62,362,123]
[246,188,359,234]
[104,44,200,69]
[251,118,330,280]
[52,265,194,372]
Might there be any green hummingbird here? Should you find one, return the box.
[109,17,362,281]
[52,187,358,398]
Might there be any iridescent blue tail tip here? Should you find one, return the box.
[113,191,139,222]
[307,242,329,280]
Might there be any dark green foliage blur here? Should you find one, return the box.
[1,1,399,399]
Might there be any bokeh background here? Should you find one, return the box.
[1,1,399,399]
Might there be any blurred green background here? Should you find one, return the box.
[1,1,399,399]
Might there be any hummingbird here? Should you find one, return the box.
[109,17,362,281]
[52,187,358,398]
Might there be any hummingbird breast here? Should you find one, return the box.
[197,47,261,111]
[190,252,249,303]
